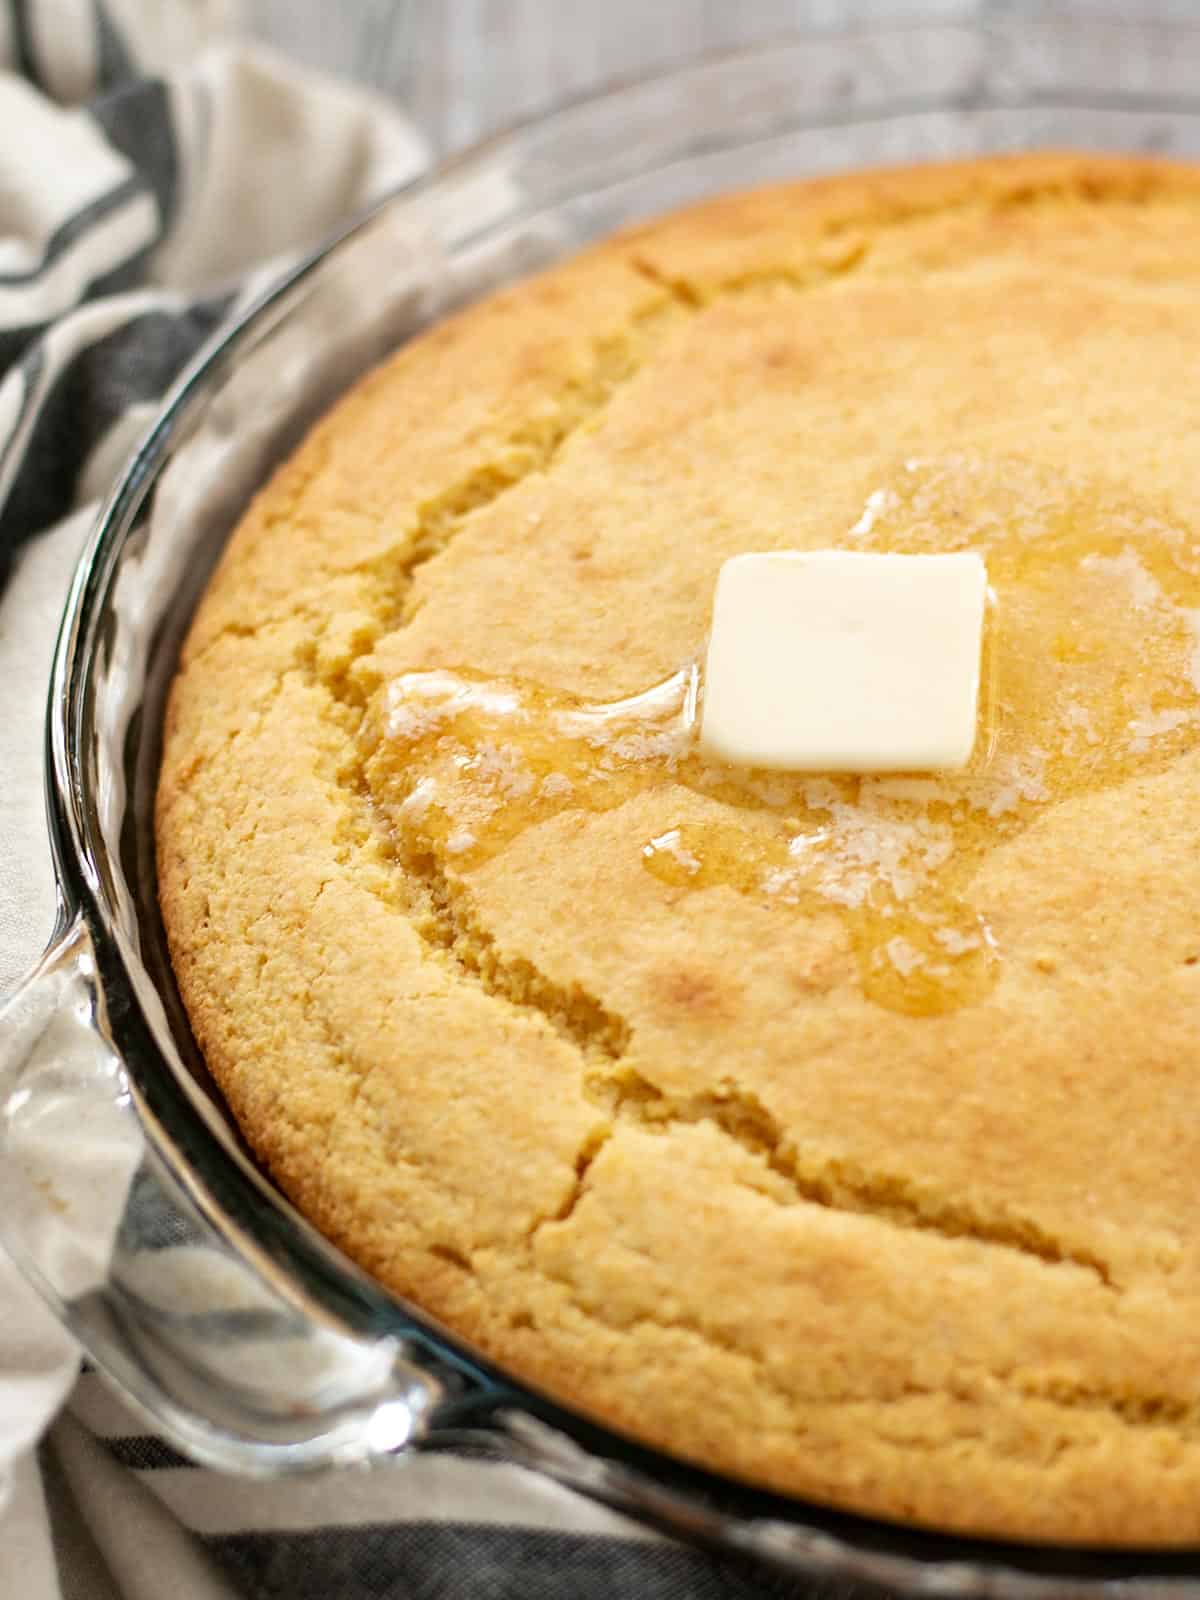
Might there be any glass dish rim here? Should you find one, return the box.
[36,22,1200,1590]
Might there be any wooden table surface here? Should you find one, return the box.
[243,0,990,156]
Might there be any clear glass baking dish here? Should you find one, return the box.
[6,17,1200,1594]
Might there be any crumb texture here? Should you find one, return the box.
[158,154,1200,1544]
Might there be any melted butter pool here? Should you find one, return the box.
[362,455,1200,1017]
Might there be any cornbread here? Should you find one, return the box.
[158,153,1200,1545]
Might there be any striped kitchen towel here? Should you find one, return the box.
[0,0,423,596]
[0,4,824,1597]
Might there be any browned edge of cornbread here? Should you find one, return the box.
[159,153,1200,1545]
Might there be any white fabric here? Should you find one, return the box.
[52,1418,235,1600]
[26,0,97,105]
[0,7,428,1594]
[0,77,142,279]
[154,44,424,292]
[102,0,239,79]
[0,1451,61,1600]
[0,506,82,997]
[0,1256,77,1518]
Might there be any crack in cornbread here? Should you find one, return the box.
[159,154,1200,1542]
[392,843,631,1064]
[557,1070,1118,1288]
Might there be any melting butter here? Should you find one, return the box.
[361,454,1200,1019]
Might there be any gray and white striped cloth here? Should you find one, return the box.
[0,4,818,1596]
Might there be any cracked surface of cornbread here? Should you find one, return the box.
[158,152,1200,1543]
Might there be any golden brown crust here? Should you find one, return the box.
[159,153,1200,1543]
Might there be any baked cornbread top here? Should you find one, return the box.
[159,153,1200,1545]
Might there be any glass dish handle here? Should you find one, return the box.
[0,913,446,1476]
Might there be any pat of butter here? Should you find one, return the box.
[699,550,987,772]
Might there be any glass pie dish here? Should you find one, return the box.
[7,17,1200,1595]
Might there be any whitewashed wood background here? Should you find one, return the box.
[243,2,918,151]
[241,1,1174,157]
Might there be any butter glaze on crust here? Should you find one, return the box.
[158,154,1200,1544]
